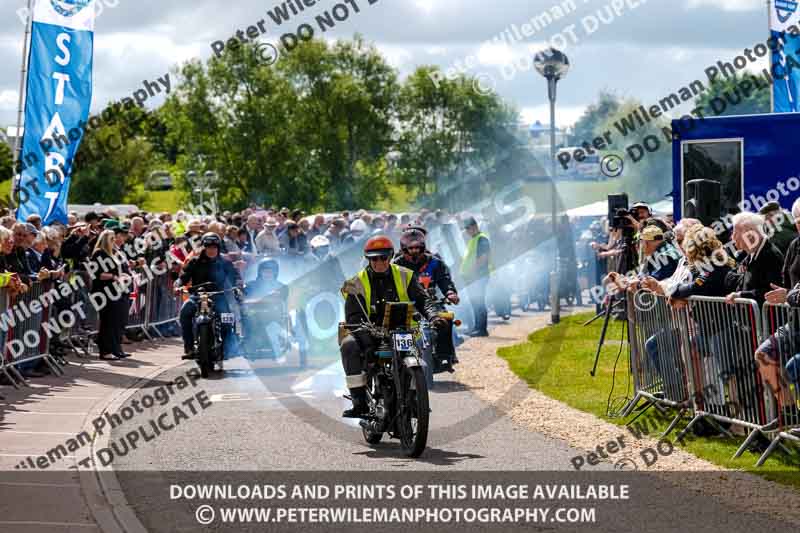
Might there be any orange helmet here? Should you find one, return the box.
[364,235,394,258]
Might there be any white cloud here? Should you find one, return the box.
[520,105,586,128]
[426,46,447,56]
[0,89,17,110]
[375,44,414,69]
[685,0,761,12]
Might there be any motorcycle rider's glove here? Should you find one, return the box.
[431,317,448,330]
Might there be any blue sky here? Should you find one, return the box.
[0,0,772,128]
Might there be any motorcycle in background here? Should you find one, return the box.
[182,282,240,378]
[418,294,459,388]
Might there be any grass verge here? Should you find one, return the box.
[497,312,800,488]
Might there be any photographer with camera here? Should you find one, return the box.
[603,222,680,294]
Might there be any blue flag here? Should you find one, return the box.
[17,0,95,225]
[771,1,800,112]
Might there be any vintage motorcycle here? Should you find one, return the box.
[417,294,459,388]
[183,282,240,378]
[340,285,430,457]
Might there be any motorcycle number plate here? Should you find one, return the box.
[220,313,235,324]
[394,333,414,352]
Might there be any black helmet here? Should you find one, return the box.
[201,232,221,247]
[257,258,279,277]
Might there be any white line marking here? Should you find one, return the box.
[28,396,103,400]
[0,481,81,488]
[0,521,97,528]
[0,454,76,458]
[7,411,86,416]
[2,430,76,436]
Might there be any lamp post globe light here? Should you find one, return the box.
[533,47,569,325]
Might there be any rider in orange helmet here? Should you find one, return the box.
[338,236,441,418]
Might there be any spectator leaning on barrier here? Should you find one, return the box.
[607,223,679,293]
[639,217,701,298]
[670,225,737,300]
[8,223,38,283]
[780,197,800,289]
[724,212,783,307]
[0,226,27,295]
[759,201,798,256]
[759,279,800,416]
[760,197,800,417]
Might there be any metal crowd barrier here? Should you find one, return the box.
[622,291,692,436]
[623,290,792,465]
[0,269,183,387]
[677,296,769,459]
[145,268,181,337]
[0,288,21,386]
[758,303,800,466]
[2,280,65,387]
[126,268,152,341]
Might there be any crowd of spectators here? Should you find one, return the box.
[593,199,800,430]
[0,203,495,379]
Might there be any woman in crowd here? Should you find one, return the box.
[89,230,130,360]
[669,224,736,301]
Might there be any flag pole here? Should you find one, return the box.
[11,0,34,213]
[768,0,774,113]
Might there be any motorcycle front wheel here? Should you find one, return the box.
[196,323,214,378]
[399,366,429,458]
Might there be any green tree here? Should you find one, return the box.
[694,72,770,116]
[597,98,672,201]
[0,142,13,183]
[569,90,622,146]
[277,35,400,209]
[394,66,518,204]
[70,102,164,205]
[161,37,394,210]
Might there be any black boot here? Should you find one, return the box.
[342,387,369,418]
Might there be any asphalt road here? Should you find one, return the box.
[110,341,586,471]
[104,313,799,533]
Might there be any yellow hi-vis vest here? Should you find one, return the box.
[342,264,413,320]
[460,232,492,280]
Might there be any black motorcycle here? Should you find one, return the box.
[183,282,240,378]
[341,301,430,458]
[418,295,459,388]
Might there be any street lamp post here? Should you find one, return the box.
[186,170,202,207]
[534,47,570,325]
